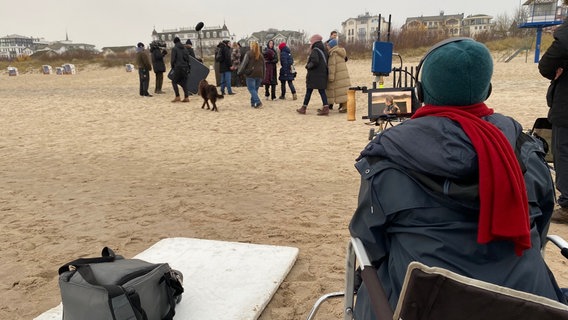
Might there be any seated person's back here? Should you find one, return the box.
[349,38,565,320]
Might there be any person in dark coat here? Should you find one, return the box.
[262,40,278,100]
[135,42,152,97]
[170,37,191,103]
[296,34,329,115]
[278,42,297,100]
[215,40,234,95]
[184,39,196,58]
[539,7,568,222]
[350,38,564,320]
[150,41,167,94]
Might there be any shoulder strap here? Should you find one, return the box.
[314,48,327,65]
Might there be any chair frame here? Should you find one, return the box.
[307,235,568,320]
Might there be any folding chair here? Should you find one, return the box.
[528,117,553,164]
[306,236,568,320]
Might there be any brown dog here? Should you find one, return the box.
[198,79,224,112]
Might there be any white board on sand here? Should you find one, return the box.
[35,237,299,320]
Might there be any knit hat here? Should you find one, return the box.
[278,42,286,51]
[328,39,337,48]
[173,37,181,44]
[421,39,493,106]
[185,39,192,46]
[309,34,323,45]
[137,42,144,48]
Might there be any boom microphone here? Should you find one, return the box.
[195,22,204,32]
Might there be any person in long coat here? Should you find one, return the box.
[262,40,278,100]
[170,37,191,102]
[278,42,297,100]
[135,42,152,97]
[325,39,350,113]
[150,41,167,94]
[296,34,330,116]
[539,9,568,222]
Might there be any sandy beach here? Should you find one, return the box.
[2,53,568,319]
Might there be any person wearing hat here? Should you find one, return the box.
[324,38,350,113]
[170,37,191,102]
[277,42,297,100]
[184,39,196,59]
[135,42,152,97]
[296,34,330,115]
[215,40,235,95]
[349,38,563,319]
[149,41,167,94]
[539,2,568,223]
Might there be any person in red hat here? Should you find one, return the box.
[277,42,297,100]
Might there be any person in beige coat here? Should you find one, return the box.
[324,39,350,113]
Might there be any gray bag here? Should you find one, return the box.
[58,247,183,320]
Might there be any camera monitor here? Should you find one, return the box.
[367,87,420,121]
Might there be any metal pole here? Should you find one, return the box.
[534,26,543,63]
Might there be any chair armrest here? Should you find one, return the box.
[547,235,568,259]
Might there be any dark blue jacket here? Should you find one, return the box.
[350,114,563,319]
[279,46,295,81]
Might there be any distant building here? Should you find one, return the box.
[245,29,305,48]
[36,41,96,54]
[0,33,96,59]
[152,24,233,56]
[341,12,390,44]
[462,14,494,37]
[403,11,465,38]
[0,34,41,59]
[100,46,137,57]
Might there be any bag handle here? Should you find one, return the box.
[58,247,120,275]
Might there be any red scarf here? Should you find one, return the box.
[412,103,530,256]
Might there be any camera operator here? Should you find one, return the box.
[150,41,167,94]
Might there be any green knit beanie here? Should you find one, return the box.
[421,39,493,106]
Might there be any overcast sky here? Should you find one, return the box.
[1,0,528,49]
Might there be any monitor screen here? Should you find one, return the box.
[367,87,419,121]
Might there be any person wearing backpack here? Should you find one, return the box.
[296,34,329,116]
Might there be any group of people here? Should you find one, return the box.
[296,31,351,116]
[233,30,351,115]
[135,37,197,102]
[235,39,297,108]
[136,30,352,116]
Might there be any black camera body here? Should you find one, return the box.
[150,40,166,49]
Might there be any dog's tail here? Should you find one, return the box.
[217,93,224,99]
